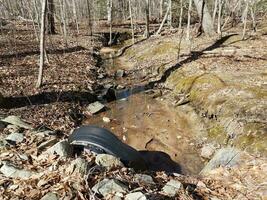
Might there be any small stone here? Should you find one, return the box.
[98,74,105,79]
[95,154,124,169]
[201,144,215,159]
[87,101,105,114]
[5,133,24,144]
[103,117,111,123]
[115,69,125,78]
[1,116,32,129]
[0,162,33,179]
[162,180,182,197]
[9,184,19,190]
[6,125,22,133]
[125,192,147,200]
[134,174,154,185]
[92,179,128,197]
[46,140,72,158]
[40,192,59,200]
[116,85,125,89]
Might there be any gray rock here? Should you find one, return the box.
[5,133,24,144]
[125,192,147,200]
[0,162,33,179]
[40,192,59,200]
[92,179,128,197]
[46,140,72,158]
[95,154,124,169]
[87,101,105,114]
[200,147,241,175]
[1,116,33,129]
[0,140,8,149]
[6,124,21,133]
[201,144,215,159]
[134,174,154,185]
[115,69,125,78]
[69,158,89,175]
[162,180,182,197]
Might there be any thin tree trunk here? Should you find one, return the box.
[179,0,183,30]
[129,0,135,44]
[168,0,172,27]
[193,0,215,35]
[47,0,56,34]
[213,0,218,23]
[145,0,150,38]
[159,0,163,19]
[217,0,223,35]
[156,0,171,35]
[72,0,79,34]
[242,2,249,40]
[86,0,92,36]
[37,0,47,88]
[186,0,192,40]
[108,0,113,45]
[250,6,256,32]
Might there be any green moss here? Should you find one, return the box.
[207,124,227,142]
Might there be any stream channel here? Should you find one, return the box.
[83,45,205,175]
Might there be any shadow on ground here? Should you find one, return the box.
[1,91,96,109]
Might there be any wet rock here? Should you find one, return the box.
[46,140,72,158]
[134,174,154,185]
[5,133,24,144]
[68,158,90,175]
[103,88,116,102]
[92,179,128,197]
[95,154,124,169]
[0,162,33,179]
[162,180,182,197]
[40,192,59,200]
[115,69,125,78]
[200,147,241,175]
[103,117,111,123]
[87,101,105,114]
[1,116,33,129]
[125,192,147,200]
[201,144,215,159]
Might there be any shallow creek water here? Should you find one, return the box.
[83,47,205,175]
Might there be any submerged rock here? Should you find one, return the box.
[200,147,241,175]
[0,162,33,179]
[95,154,124,169]
[162,180,182,197]
[87,101,106,114]
[92,179,128,197]
[1,116,33,129]
[125,192,147,200]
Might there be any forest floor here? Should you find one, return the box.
[0,19,266,199]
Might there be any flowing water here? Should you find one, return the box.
[83,47,205,175]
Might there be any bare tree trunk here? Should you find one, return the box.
[179,0,184,30]
[47,0,56,34]
[145,0,150,38]
[129,0,135,44]
[37,0,47,88]
[186,0,192,40]
[108,0,113,45]
[213,0,218,23]
[242,2,249,40]
[193,0,215,35]
[159,0,163,19]
[86,0,92,36]
[217,0,223,35]
[168,0,172,27]
[72,0,79,34]
[250,6,256,32]
[156,0,171,35]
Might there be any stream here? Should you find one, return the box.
[83,46,205,175]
